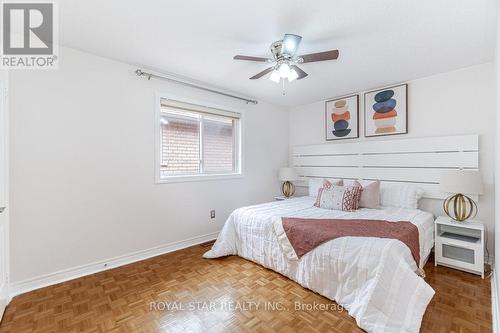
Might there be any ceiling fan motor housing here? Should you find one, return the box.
[271,41,283,59]
[271,40,293,61]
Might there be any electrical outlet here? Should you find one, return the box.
[210,210,216,220]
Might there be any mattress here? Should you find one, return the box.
[204,196,435,333]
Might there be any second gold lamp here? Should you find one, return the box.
[440,170,484,222]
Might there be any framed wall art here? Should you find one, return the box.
[325,94,359,140]
[364,83,407,137]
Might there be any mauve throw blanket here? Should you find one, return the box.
[276,217,420,267]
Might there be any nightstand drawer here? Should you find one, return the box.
[435,241,483,273]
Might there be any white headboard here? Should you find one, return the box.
[292,134,479,199]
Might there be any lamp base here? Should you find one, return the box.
[281,181,295,198]
[443,193,477,222]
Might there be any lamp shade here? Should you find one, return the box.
[279,167,297,181]
[439,170,484,195]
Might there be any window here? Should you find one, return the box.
[157,97,241,182]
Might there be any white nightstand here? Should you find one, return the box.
[434,216,484,278]
[274,196,294,201]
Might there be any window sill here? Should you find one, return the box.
[156,173,243,184]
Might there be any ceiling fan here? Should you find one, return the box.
[234,34,339,83]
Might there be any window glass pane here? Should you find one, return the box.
[203,117,234,173]
[161,116,200,177]
[158,101,240,180]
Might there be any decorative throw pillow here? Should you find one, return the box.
[320,178,343,189]
[314,185,361,211]
[309,178,343,197]
[351,180,380,209]
[314,179,343,205]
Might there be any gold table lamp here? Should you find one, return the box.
[440,170,484,222]
[279,167,298,198]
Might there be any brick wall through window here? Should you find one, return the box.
[161,118,200,176]
[203,119,234,173]
[159,108,239,178]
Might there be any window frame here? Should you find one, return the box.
[155,93,243,184]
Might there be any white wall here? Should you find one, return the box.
[9,47,289,283]
[0,69,10,314]
[494,6,500,330]
[289,62,496,257]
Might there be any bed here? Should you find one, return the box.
[204,196,435,333]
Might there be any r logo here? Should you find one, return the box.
[2,3,53,55]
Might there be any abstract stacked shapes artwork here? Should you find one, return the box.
[364,84,407,137]
[372,90,397,134]
[325,95,359,140]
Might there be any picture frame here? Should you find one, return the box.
[364,83,408,137]
[325,94,359,140]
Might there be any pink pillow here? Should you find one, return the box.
[352,180,380,209]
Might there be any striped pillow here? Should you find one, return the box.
[314,185,362,211]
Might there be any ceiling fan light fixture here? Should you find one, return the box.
[269,69,281,83]
[279,63,291,78]
[288,68,299,82]
[233,34,338,88]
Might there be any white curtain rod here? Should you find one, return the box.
[135,69,258,105]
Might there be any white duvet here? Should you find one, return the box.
[204,197,435,333]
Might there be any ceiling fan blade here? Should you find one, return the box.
[282,34,302,56]
[234,55,271,62]
[249,67,275,80]
[299,50,339,63]
[290,65,308,80]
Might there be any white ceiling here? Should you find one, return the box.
[60,0,498,107]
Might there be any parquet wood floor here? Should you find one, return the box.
[0,243,492,332]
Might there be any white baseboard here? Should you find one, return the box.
[492,269,499,333]
[9,231,219,298]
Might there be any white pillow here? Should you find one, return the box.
[308,178,343,197]
[379,183,425,209]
